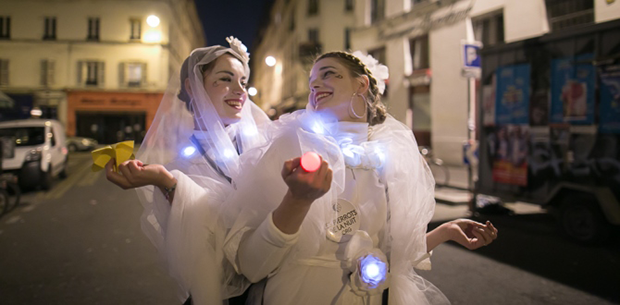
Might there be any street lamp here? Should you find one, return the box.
[248,87,258,96]
[265,56,276,67]
[147,15,160,27]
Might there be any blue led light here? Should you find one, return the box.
[311,121,324,134]
[223,148,235,159]
[182,146,196,157]
[243,125,258,137]
[359,254,387,289]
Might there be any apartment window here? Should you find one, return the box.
[78,61,105,86]
[344,28,351,50]
[289,12,295,32]
[40,59,56,86]
[308,28,319,43]
[308,0,319,16]
[88,17,100,41]
[0,59,8,86]
[473,13,504,47]
[130,19,141,40]
[345,0,354,12]
[43,17,56,40]
[371,0,385,24]
[545,0,593,31]
[0,16,10,39]
[410,35,430,70]
[119,62,147,87]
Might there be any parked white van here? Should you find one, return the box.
[0,119,68,190]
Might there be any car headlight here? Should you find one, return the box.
[25,150,42,162]
[81,139,90,145]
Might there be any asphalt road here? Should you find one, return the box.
[0,152,618,304]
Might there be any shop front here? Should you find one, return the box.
[66,91,162,144]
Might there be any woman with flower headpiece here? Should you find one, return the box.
[105,37,267,305]
[221,51,498,304]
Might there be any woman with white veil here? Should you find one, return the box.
[106,37,268,305]
[222,51,498,304]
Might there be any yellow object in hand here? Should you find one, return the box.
[91,141,135,172]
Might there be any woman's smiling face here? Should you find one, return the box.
[309,57,366,121]
[202,54,248,126]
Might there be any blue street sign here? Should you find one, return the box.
[463,44,481,69]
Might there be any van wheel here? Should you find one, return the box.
[41,166,53,191]
[560,196,610,244]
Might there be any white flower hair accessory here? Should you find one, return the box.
[351,51,389,95]
[226,36,250,64]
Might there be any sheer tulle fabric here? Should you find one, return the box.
[134,46,268,304]
[222,110,449,304]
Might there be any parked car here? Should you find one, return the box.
[0,119,68,190]
[66,136,98,152]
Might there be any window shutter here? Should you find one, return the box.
[141,63,147,86]
[119,62,125,86]
[41,60,47,86]
[98,62,105,87]
[49,60,55,85]
[77,61,83,85]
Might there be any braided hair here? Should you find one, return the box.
[315,51,387,126]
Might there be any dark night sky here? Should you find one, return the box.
[193,0,272,51]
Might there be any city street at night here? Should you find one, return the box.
[0,152,618,304]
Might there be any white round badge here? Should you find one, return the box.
[326,199,360,243]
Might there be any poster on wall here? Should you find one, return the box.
[599,63,620,134]
[482,75,496,126]
[495,64,530,125]
[550,54,595,124]
[489,125,529,186]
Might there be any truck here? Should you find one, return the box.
[475,19,620,243]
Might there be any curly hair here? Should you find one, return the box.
[314,51,387,125]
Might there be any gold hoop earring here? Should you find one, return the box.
[349,93,367,119]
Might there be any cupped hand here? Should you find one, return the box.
[105,158,174,190]
[446,219,498,250]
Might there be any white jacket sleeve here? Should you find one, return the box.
[237,212,300,283]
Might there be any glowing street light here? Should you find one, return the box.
[248,87,258,96]
[147,15,160,27]
[265,56,276,67]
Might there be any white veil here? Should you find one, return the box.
[134,38,270,304]
[222,52,449,304]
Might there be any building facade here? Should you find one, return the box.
[253,0,620,166]
[250,0,358,117]
[0,0,204,143]
[351,0,620,165]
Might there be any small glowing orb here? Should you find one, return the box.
[311,121,324,134]
[359,254,387,288]
[182,146,196,157]
[300,152,321,172]
[146,15,160,27]
[243,125,258,137]
[342,146,354,158]
[223,148,235,159]
[248,87,258,96]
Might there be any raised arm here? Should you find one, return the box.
[236,156,332,283]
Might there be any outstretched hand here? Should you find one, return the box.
[281,155,333,204]
[105,158,175,190]
[446,219,498,250]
